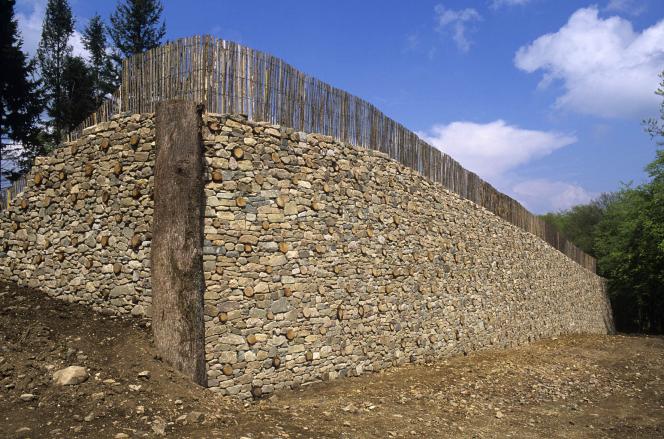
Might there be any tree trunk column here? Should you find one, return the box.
[152,100,206,386]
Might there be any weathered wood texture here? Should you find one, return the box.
[152,100,206,385]
[0,175,27,212]
[65,35,595,272]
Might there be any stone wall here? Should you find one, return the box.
[0,114,155,317]
[200,114,614,399]
[0,111,614,401]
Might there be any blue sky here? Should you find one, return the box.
[13,0,664,213]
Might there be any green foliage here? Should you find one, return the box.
[643,72,664,145]
[540,72,664,334]
[540,194,615,257]
[543,153,664,334]
[0,0,45,184]
[109,0,165,60]
[594,152,664,333]
[82,14,118,104]
[37,0,74,143]
[60,56,97,132]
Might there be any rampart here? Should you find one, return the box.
[0,115,155,316]
[0,35,614,400]
[199,114,613,398]
[0,110,614,399]
[63,35,596,271]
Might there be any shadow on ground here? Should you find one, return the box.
[1,281,662,438]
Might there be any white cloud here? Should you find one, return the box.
[434,4,482,52]
[491,0,531,8]
[419,120,591,212]
[403,31,438,60]
[515,6,664,118]
[512,179,596,212]
[15,0,42,56]
[16,0,88,59]
[418,120,576,179]
[605,0,646,16]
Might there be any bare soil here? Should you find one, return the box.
[1,281,663,438]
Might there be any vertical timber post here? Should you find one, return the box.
[152,100,207,386]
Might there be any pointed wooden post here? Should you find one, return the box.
[152,100,206,386]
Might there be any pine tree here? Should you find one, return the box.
[0,0,45,186]
[109,0,166,60]
[83,14,118,105]
[37,0,74,143]
[60,56,96,132]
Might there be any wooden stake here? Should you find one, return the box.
[152,100,206,386]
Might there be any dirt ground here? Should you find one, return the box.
[1,281,663,439]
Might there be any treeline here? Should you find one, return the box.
[542,73,664,334]
[0,0,166,187]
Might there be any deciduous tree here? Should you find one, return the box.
[644,72,664,144]
[542,71,664,334]
[594,152,664,333]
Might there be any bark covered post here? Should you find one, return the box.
[152,100,206,386]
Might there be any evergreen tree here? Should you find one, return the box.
[109,0,166,60]
[60,56,96,132]
[83,14,118,105]
[0,0,45,186]
[37,0,74,143]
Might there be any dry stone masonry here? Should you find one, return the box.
[0,111,614,400]
[0,113,155,317]
[200,114,613,399]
